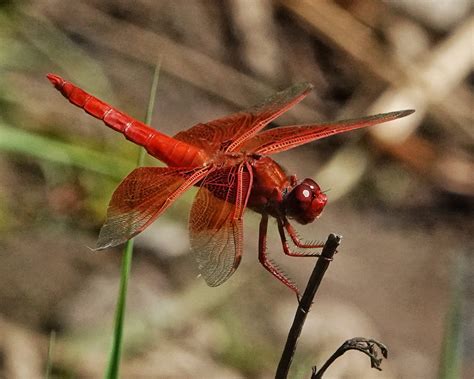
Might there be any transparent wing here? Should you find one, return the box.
[174,83,313,154]
[189,163,253,286]
[97,166,209,249]
[240,110,415,155]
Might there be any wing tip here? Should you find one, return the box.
[92,244,110,252]
[197,252,241,287]
[94,241,115,251]
[295,81,314,93]
[396,109,416,118]
[273,82,313,100]
[376,109,415,122]
[95,233,127,251]
[203,268,236,287]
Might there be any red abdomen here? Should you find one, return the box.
[47,74,208,167]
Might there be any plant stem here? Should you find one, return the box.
[45,330,56,379]
[275,234,341,379]
[104,61,162,379]
[311,338,388,378]
[438,253,465,379]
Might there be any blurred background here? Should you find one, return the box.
[0,0,472,378]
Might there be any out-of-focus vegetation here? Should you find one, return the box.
[0,1,472,378]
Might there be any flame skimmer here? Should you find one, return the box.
[47,73,414,296]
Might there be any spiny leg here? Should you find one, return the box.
[258,214,300,297]
[277,217,325,257]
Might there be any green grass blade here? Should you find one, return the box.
[0,123,134,179]
[104,61,162,379]
[45,330,56,379]
[438,254,464,379]
[104,239,135,379]
[137,58,161,166]
[145,60,162,132]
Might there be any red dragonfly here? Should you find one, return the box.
[47,73,414,296]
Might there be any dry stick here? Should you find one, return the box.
[311,337,388,379]
[275,233,341,379]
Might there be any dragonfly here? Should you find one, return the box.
[47,73,414,296]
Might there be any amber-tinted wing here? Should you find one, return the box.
[96,166,209,249]
[240,110,415,155]
[189,162,253,286]
[174,83,313,154]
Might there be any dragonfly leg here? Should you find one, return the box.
[259,214,300,298]
[277,217,327,257]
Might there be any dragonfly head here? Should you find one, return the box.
[284,178,327,225]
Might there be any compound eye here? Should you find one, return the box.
[294,184,313,203]
[302,178,320,191]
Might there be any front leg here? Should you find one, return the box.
[277,217,324,256]
[258,214,300,297]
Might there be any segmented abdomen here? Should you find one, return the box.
[47,74,208,167]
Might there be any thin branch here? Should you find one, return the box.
[275,233,341,379]
[311,337,388,379]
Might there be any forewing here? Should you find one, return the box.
[189,163,253,286]
[97,166,209,249]
[240,110,415,155]
[174,83,313,154]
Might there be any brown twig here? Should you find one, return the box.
[275,233,341,379]
[311,337,388,379]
